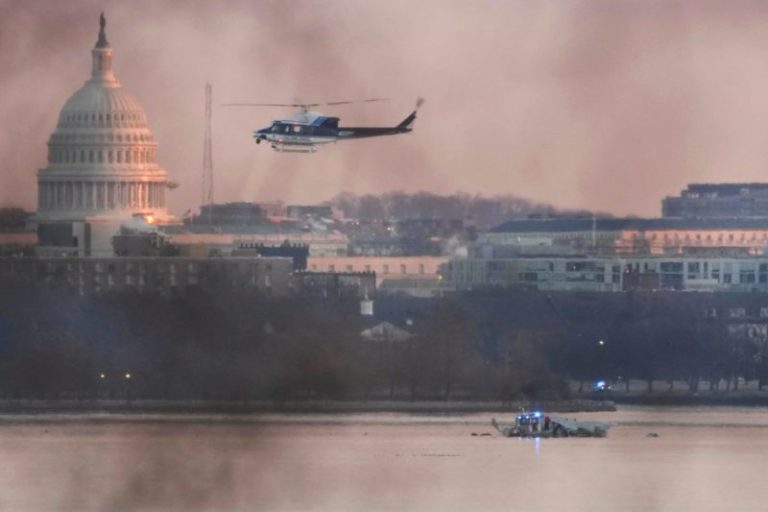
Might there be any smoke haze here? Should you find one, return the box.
[3,0,768,216]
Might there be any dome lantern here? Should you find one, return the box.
[91,12,116,85]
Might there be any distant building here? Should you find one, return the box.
[293,271,376,299]
[307,256,449,296]
[0,209,36,257]
[257,202,286,218]
[394,218,470,256]
[451,213,768,292]
[445,254,768,293]
[193,202,265,226]
[36,15,176,257]
[0,233,37,257]
[0,256,294,297]
[233,242,309,270]
[166,230,348,258]
[662,183,768,218]
[112,226,176,257]
[481,217,768,257]
[286,204,335,219]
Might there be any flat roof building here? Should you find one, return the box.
[662,183,768,218]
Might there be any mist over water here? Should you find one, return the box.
[5,1,768,215]
[1,408,767,511]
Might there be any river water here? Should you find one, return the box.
[0,407,767,511]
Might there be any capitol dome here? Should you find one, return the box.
[58,84,149,125]
[37,13,172,231]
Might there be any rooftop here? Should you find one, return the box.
[490,217,768,234]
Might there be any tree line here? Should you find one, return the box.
[331,191,559,230]
[0,277,568,402]
[1,277,766,402]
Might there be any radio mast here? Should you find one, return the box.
[202,83,214,215]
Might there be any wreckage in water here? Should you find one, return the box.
[492,412,610,438]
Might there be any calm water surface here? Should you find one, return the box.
[0,407,767,511]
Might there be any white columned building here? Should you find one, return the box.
[36,13,175,257]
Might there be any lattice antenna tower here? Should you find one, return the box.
[202,83,214,216]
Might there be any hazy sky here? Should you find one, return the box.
[3,0,768,216]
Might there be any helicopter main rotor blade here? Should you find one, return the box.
[221,98,390,108]
[221,103,306,108]
[322,98,390,106]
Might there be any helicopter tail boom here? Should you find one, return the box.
[337,100,422,140]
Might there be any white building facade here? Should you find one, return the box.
[36,14,174,257]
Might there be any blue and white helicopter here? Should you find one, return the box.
[225,98,423,153]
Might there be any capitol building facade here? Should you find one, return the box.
[37,14,174,257]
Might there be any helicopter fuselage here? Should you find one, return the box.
[253,109,417,153]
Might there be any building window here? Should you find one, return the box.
[729,307,746,318]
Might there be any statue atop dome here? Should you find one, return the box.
[96,12,109,48]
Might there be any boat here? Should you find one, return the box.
[491,412,610,438]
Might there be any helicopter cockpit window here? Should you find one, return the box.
[284,125,291,133]
[271,123,282,133]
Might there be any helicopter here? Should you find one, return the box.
[224,98,424,153]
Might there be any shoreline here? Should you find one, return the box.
[0,398,615,416]
[607,393,768,407]
[1,394,767,417]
